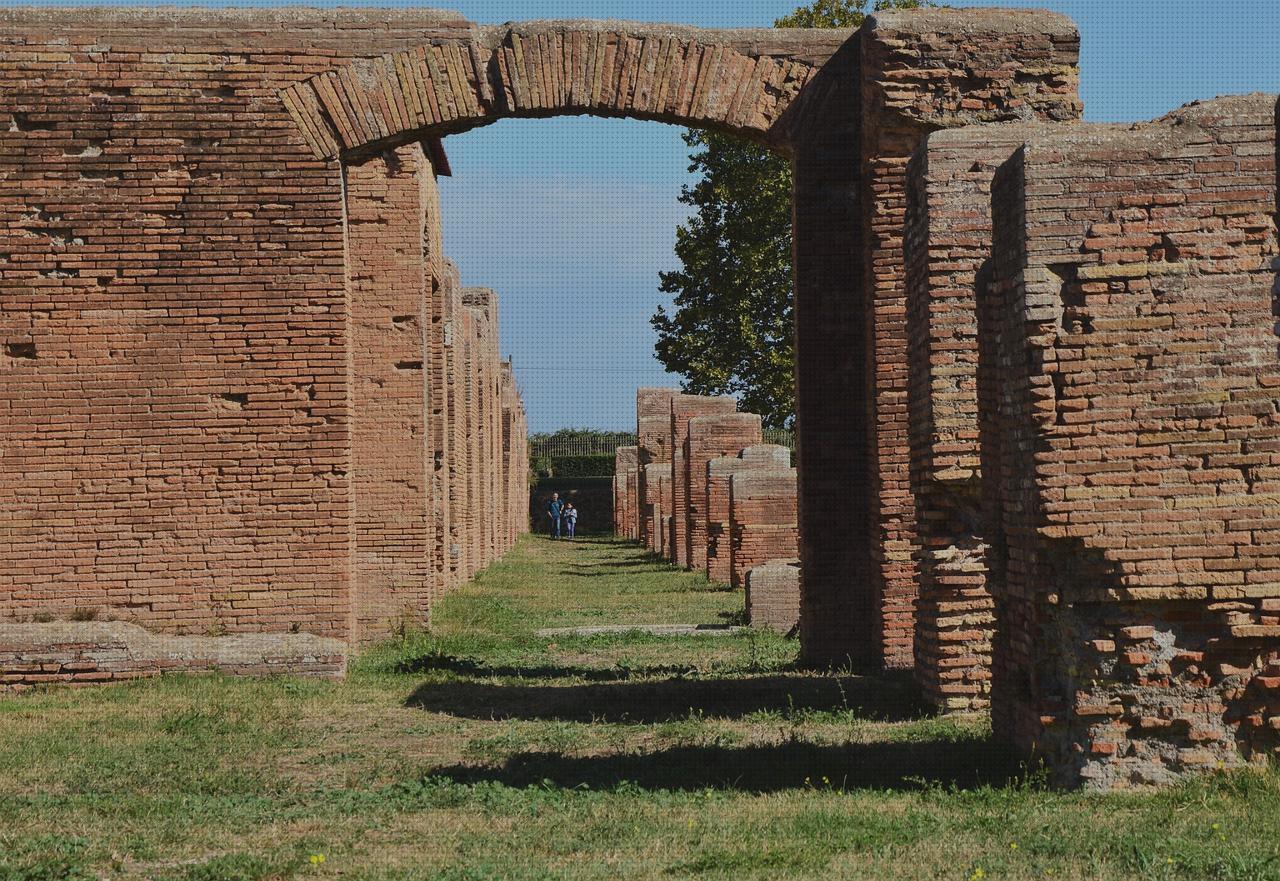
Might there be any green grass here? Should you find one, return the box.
[3,535,1280,880]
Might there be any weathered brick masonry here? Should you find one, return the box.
[905,124,1061,711]
[980,95,1280,787]
[670,396,737,569]
[706,445,792,583]
[0,8,529,681]
[612,445,639,540]
[685,414,763,575]
[730,469,800,591]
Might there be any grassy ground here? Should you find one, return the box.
[4,535,1280,881]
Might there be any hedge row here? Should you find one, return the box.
[529,453,615,479]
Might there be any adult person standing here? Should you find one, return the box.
[547,492,563,539]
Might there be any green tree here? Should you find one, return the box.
[651,0,923,429]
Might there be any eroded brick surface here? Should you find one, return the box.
[730,469,800,591]
[982,95,1280,787]
[686,414,763,575]
[669,396,737,569]
[706,445,791,584]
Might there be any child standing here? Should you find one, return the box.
[563,502,578,539]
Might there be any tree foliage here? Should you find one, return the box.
[651,0,924,429]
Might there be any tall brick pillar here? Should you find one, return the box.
[636,388,677,546]
[686,413,763,575]
[443,261,468,583]
[905,123,1058,711]
[707,445,792,584]
[670,395,737,569]
[791,34,869,667]
[614,446,639,538]
[346,143,434,643]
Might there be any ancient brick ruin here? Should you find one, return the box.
[0,7,531,689]
[3,5,1278,787]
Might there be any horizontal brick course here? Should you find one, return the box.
[730,469,799,590]
[983,94,1280,787]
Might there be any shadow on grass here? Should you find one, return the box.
[395,652,703,682]
[427,736,1023,793]
[563,558,676,571]
[406,671,927,723]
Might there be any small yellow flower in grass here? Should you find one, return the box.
[1167,858,1174,865]
[1010,842,1018,850]
[308,854,325,867]
[687,819,696,829]
[970,869,986,881]
[1212,823,1221,831]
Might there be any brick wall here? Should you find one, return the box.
[670,395,737,569]
[706,445,791,583]
[856,9,1082,670]
[636,388,677,546]
[613,445,639,538]
[686,414,763,575]
[0,7,531,672]
[729,469,800,590]
[904,124,1061,710]
[983,95,1279,787]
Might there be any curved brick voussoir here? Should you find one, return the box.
[280,20,854,160]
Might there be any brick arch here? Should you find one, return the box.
[279,21,853,160]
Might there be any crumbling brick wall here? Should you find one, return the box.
[686,414,763,575]
[904,123,1062,710]
[706,445,791,583]
[730,469,800,590]
[613,446,639,538]
[982,95,1280,787]
[669,395,737,569]
[636,388,677,547]
[846,9,1083,670]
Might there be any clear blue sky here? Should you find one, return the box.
[24,0,1280,431]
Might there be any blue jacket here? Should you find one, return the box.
[547,499,563,519]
